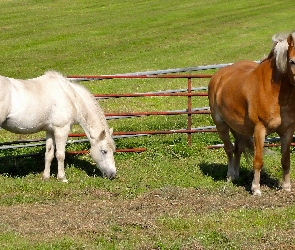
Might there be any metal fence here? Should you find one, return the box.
[67,74,215,150]
[0,63,240,155]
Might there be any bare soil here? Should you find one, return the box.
[1,185,295,249]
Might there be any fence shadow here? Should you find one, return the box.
[199,162,280,193]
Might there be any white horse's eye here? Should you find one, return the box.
[101,150,107,155]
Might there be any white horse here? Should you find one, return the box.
[0,71,116,181]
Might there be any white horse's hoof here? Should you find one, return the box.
[57,176,68,183]
[252,189,262,196]
[42,175,50,181]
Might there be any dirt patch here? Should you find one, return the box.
[1,185,295,237]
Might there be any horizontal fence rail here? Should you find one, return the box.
[67,73,213,81]
[105,107,211,120]
[207,136,295,149]
[67,62,259,79]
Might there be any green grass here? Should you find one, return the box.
[1,0,295,249]
[0,0,294,77]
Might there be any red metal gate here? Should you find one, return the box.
[67,74,214,150]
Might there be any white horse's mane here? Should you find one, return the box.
[273,32,295,73]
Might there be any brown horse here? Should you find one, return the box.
[208,33,295,195]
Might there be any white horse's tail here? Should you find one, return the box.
[0,76,12,125]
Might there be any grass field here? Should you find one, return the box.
[1,0,295,249]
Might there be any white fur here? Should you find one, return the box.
[0,71,116,180]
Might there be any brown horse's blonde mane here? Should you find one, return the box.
[259,33,290,65]
[272,32,295,73]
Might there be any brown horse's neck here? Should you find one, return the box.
[257,57,295,107]
[260,56,292,86]
[267,57,295,106]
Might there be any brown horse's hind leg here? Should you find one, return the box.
[232,133,253,180]
[252,124,266,196]
[215,122,235,181]
[280,129,293,191]
[232,133,245,179]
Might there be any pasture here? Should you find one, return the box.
[0,0,295,249]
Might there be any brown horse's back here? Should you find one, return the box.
[208,60,259,135]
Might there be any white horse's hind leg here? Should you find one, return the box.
[43,131,55,181]
[0,79,11,125]
[54,126,70,182]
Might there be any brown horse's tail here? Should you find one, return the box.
[233,132,254,164]
[242,136,254,164]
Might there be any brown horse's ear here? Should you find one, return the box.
[99,130,106,140]
[287,34,294,47]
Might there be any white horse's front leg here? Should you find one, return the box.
[54,126,70,183]
[43,131,55,181]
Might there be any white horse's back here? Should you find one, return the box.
[1,71,77,134]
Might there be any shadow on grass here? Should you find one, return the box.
[0,150,103,178]
[0,151,45,177]
[199,162,280,193]
[66,154,104,178]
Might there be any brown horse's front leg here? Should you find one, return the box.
[251,124,266,196]
[280,130,293,192]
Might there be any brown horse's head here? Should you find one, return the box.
[287,34,295,84]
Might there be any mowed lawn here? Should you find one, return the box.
[0,0,295,249]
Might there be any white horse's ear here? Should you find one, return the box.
[109,127,113,135]
[99,130,106,140]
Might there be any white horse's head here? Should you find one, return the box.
[90,128,116,179]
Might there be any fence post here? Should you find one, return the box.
[187,77,192,146]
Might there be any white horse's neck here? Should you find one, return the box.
[70,83,110,142]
